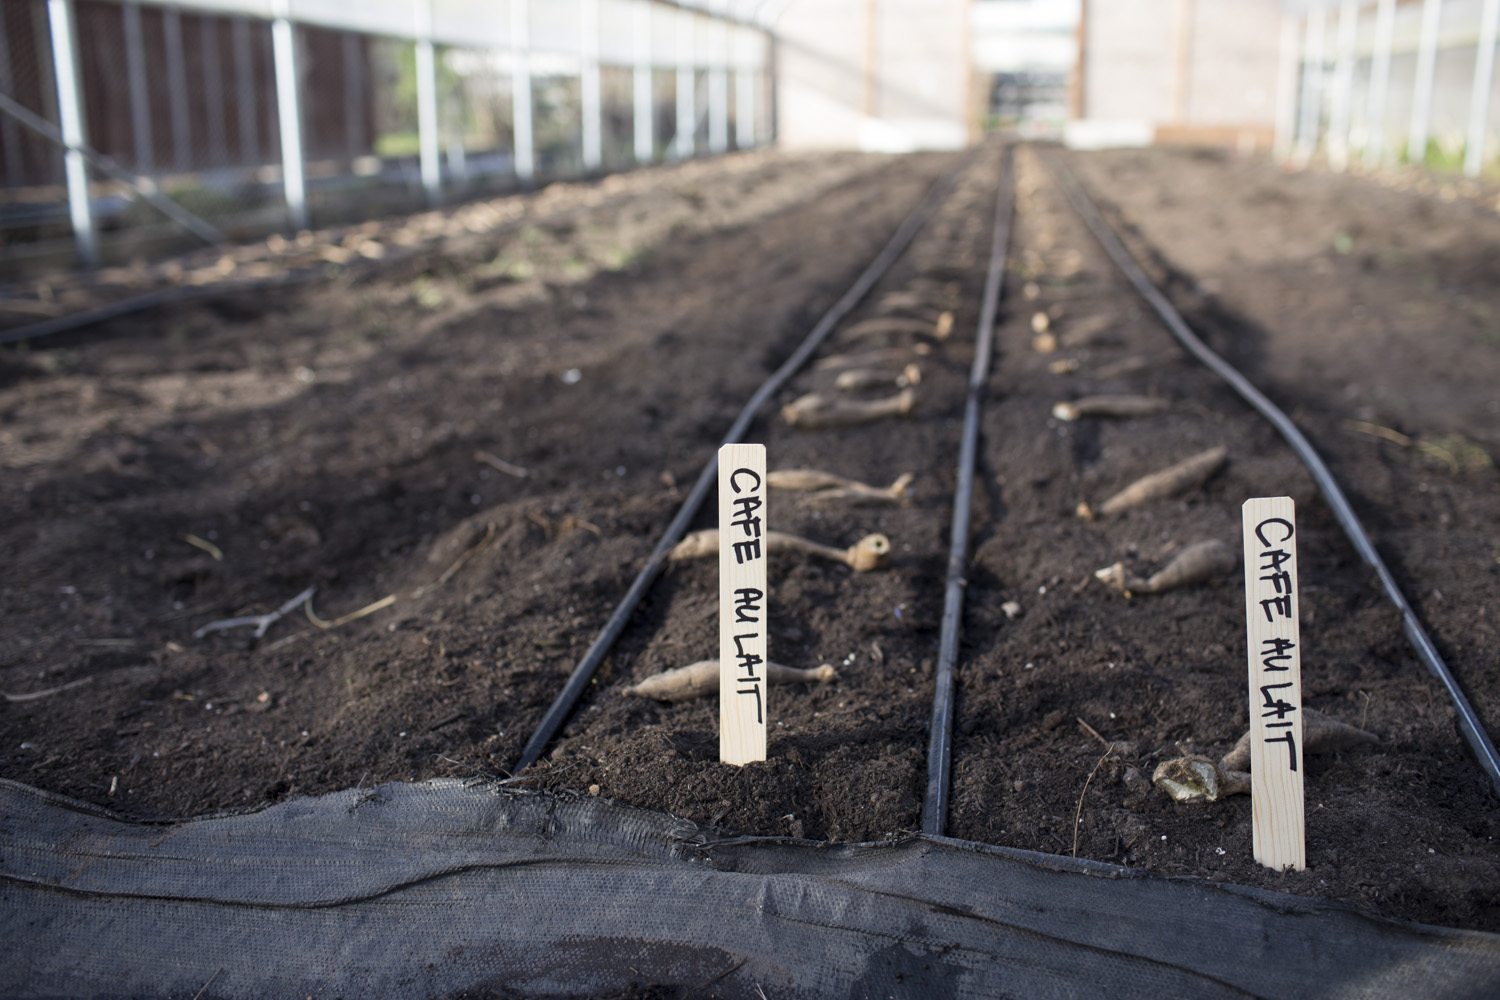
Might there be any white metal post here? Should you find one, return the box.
[512,0,535,183]
[1327,0,1357,171]
[414,0,442,206]
[581,0,603,171]
[1295,8,1326,164]
[765,29,775,145]
[675,9,694,159]
[708,18,728,153]
[164,6,191,171]
[123,2,153,173]
[271,0,308,230]
[46,0,96,266]
[1273,12,1300,162]
[1364,0,1395,163]
[633,1,653,163]
[1464,0,1500,176]
[1408,0,1442,165]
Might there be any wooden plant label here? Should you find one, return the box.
[1242,497,1305,871]
[719,443,768,765]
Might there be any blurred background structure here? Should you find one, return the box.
[0,0,773,270]
[2,0,1498,272]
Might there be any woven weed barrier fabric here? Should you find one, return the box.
[1,778,1498,998]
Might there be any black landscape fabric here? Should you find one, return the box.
[1,779,1498,998]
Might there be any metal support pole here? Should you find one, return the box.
[164,6,191,171]
[1295,7,1326,165]
[675,9,694,159]
[1464,0,1500,176]
[764,28,777,146]
[1327,0,1357,171]
[581,0,602,171]
[512,0,535,183]
[45,0,97,266]
[1408,0,1442,165]
[414,1,441,206]
[232,17,258,165]
[633,1,653,163]
[708,19,728,153]
[1273,12,1300,162]
[1365,0,1395,163]
[271,0,308,230]
[122,2,153,174]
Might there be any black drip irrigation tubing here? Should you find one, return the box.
[1047,154,1500,799]
[0,271,327,347]
[921,148,1016,837]
[0,172,677,347]
[511,155,975,772]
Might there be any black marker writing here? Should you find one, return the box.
[728,466,764,565]
[733,587,763,624]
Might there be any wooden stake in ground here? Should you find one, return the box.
[719,443,768,765]
[1242,497,1305,871]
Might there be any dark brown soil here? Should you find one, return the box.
[2,142,1497,933]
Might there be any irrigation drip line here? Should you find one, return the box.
[0,240,435,346]
[921,149,1015,837]
[512,156,975,774]
[0,208,537,347]
[0,167,683,347]
[1048,155,1500,799]
[0,272,321,347]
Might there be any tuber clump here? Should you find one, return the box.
[841,317,940,341]
[782,388,916,429]
[625,660,837,702]
[1078,445,1227,519]
[834,363,921,392]
[670,529,892,572]
[1153,709,1377,804]
[934,311,954,340]
[1094,540,1236,597]
[814,344,931,371]
[1052,395,1168,422]
[767,469,914,506]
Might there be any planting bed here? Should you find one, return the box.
[2,141,1497,940]
[947,148,1500,928]
[0,147,950,813]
